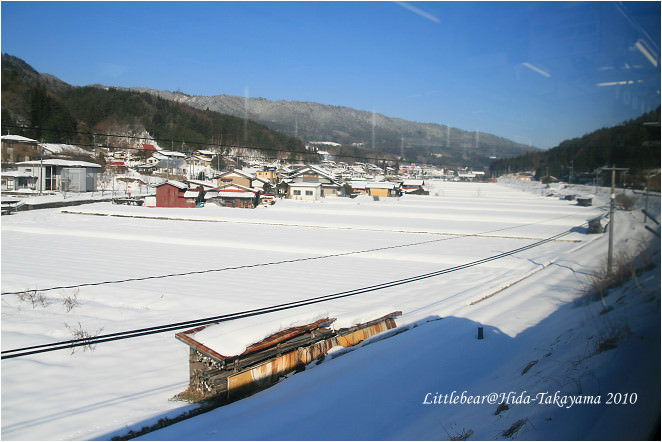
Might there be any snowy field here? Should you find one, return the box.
[1,180,659,440]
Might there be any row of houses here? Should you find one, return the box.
[1,135,428,200]
[153,165,427,208]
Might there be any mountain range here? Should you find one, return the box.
[2,53,537,168]
[123,86,538,167]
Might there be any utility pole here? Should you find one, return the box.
[607,166,615,275]
[603,165,629,275]
[39,139,43,195]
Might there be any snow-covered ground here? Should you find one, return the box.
[1,180,659,440]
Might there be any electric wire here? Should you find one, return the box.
[0,213,578,296]
[1,226,576,359]
[2,125,400,164]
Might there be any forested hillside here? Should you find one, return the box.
[1,54,307,158]
[491,107,660,189]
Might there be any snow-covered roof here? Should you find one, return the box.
[290,165,336,182]
[1,135,38,143]
[1,170,37,178]
[183,191,200,198]
[402,179,424,187]
[16,159,101,168]
[218,169,257,180]
[40,143,91,156]
[155,158,186,168]
[183,311,332,357]
[187,179,217,190]
[157,180,188,190]
[253,175,270,184]
[366,182,396,189]
[153,150,186,159]
[288,182,322,188]
[217,183,257,193]
[216,191,257,198]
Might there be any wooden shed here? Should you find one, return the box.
[156,181,194,208]
[366,182,399,198]
[175,311,401,401]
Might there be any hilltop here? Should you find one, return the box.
[491,107,661,189]
[125,86,538,168]
[1,54,309,161]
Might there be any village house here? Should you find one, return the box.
[401,179,427,194]
[154,157,187,177]
[206,183,260,208]
[348,179,369,196]
[13,159,101,192]
[1,135,40,164]
[255,166,279,184]
[287,165,340,198]
[190,149,215,166]
[214,169,269,191]
[106,159,128,174]
[287,182,322,200]
[1,169,38,192]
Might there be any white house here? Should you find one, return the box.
[288,165,340,198]
[288,182,322,201]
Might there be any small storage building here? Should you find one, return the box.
[366,182,399,198]
[156,181,194,207]
[175,311,401,401]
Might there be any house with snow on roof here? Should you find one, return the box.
[286,164,340,199]
[401,179,428,195]
[206,183,260,208]
[12,159,102,192]
[190,149,215,166]
[1,135,40,163]
[214,169,269,191]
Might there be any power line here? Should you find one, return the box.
[0,213,578,296]
[1,227,576,359]
[2,125,401,164]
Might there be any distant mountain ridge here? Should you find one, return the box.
[2,52,537,168]
[123,86,538,168]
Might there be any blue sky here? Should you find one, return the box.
[1,1,660,149]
